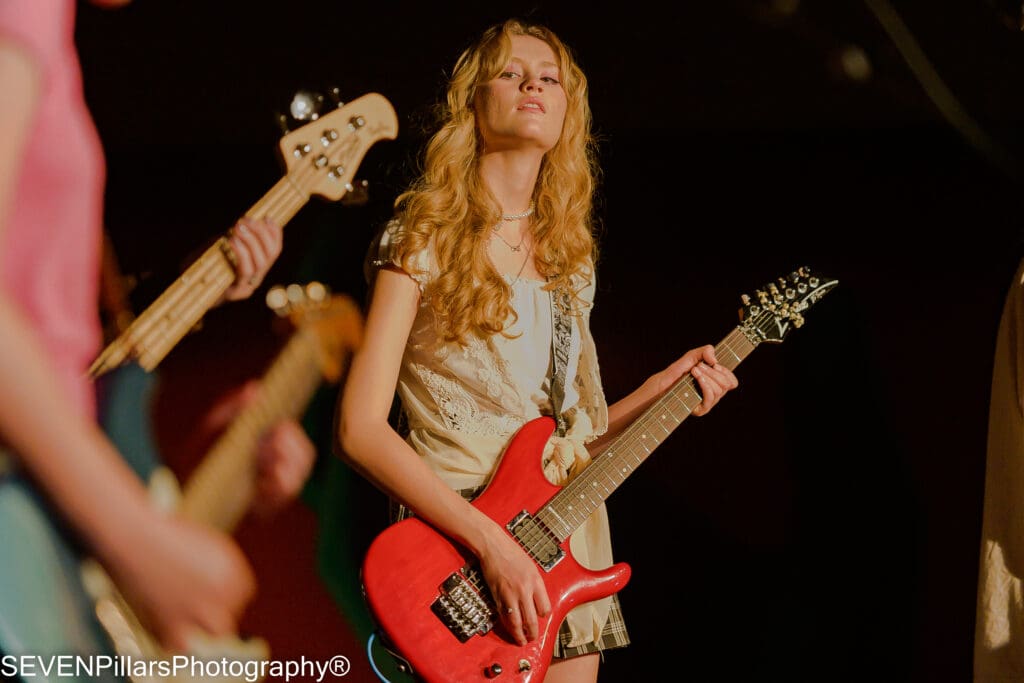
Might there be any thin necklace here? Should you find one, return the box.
[507,242,534,287]
[491,229,527,252]
[490,201,535,252]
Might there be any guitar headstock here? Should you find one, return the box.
[276,89,398,204]
[266,282,364,382]
[738,267,838,344]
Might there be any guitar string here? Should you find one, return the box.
[574,320,760,523]
[542,320,764,536]
[527,326,753,543]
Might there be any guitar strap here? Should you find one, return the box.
[549,288,573,438]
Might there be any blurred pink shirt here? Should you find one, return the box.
[0,0,105,418]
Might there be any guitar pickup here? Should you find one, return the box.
[507,511,565,571]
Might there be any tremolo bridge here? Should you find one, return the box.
[432,510,564,642]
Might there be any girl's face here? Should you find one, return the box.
[474,34,567,154]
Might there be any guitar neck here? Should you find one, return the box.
[87,176,309,378]
[536,326,759,541]
[177,326,323,532]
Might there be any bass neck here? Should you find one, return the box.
[176,325,322,533]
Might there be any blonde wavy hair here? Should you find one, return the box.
[389,18,600,344]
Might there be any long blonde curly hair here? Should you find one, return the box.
[388,18,600,344]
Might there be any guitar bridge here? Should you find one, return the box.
[431,565,495,642]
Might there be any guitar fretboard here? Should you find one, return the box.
[536,326,758,541]
[87,176,310,379]
[178,325,323,532]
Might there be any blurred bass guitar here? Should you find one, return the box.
[88,91,395,378]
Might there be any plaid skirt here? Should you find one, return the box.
[389,495,631,661]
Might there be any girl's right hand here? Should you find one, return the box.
[477,524,551,645]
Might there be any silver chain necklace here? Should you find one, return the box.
[507,242,534,287]
[500,202,535,221]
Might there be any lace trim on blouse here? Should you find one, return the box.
[411,362,525,438]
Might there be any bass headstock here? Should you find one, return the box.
[266,282,364,382]
[275,89,397,205]
[738,267,838,344]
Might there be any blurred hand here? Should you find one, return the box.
[252,419,316,516]
[106,513,256,653]
[200,380,316,516]
[221,217,283,301]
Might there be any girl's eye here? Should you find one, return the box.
[542,76,561,85]
[499,71,521,79]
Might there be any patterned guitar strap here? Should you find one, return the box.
[549,287,574,438]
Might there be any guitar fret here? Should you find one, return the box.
[649,418,673,438]
[540,509,571,538]
[722,343,742,366]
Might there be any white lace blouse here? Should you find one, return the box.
[369,221,615,647]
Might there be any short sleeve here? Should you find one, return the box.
[363,219,435,292]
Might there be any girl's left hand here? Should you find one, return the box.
[222,217,283,301]
[253,419,317,516]
[656,344,739,416]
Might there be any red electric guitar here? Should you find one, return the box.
[361,267,839,682]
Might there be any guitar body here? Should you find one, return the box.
[362,417,632,683]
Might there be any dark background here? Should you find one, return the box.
[75,0,1024,680]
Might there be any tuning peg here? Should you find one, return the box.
[266,285,291,316]
[305,281,329,303]
[285,283,307,305]
[275,112,291,136]
[341,179,370,206]
[327,86,344,108]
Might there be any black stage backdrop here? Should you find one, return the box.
[75,1,1024,681]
